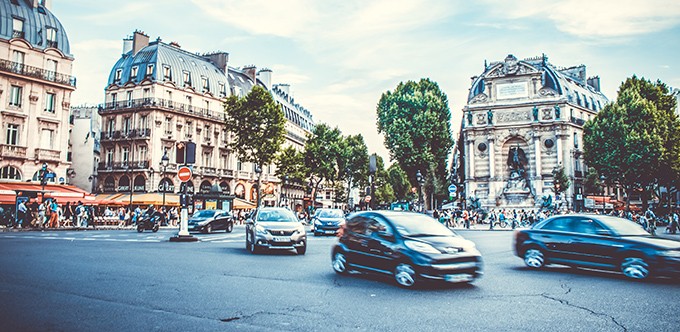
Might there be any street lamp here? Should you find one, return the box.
[160,151,169,211]
[254,164,262,208]
[40,162,48,203]
[599,175,606,213]
[416,169,424,212]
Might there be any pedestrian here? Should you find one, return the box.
[489,209,496,230]
[17,199,27,229]
[48,199,59,228]
[499,210,506,228]
[463,209,470,229]
[63,202,73,227]
[75,201,84,227]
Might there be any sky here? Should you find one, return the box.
[53,0,680,163]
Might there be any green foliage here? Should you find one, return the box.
[223,85,286,168]
[371,154,395,205]
[553,166,571,195]
[376,78,454,208]
[304,123,343,193]
[275,146,307,185]
[338,134,369,189]
[386,163,411,200]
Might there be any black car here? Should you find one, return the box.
[187,209,234,233]
[514,214,680,280]
[331,211,483,288]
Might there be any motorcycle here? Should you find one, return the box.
[137,211,161,233]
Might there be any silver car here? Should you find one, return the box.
[245,207,307,255]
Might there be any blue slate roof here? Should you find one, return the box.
[0,0,71,56]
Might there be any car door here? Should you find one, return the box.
[364,215,397,273]
[533,217,575,261]
[343,216,371,268]
[215,210,227,230]
[564,217,619,268]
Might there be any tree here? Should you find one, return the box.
[371,154,395,206]
[224,85,286,207]
[274,146,307,206]
[553,166,571,196]
[376,78,454,210]
[337,134,369,208]
[584,76,679,211]
[386,163,411,201]
[304,123,343,207]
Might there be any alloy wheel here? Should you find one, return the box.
[524,249,545,268]
[332,252,347,274]
[394,263,416,288]
[621,257,649,279]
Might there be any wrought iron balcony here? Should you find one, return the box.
[97,160,150,171]
[99,97,224,122]
[0,59,76,87]
[201,167,218,176]
[570,116,586,126]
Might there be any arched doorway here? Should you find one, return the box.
[0,165,22,180]
[103,176,116,192]
[117,175,130,192]
[158,177,174,193]
[219,181,230,194]
[32,169,55,183]
[133,175,146,192]
[179,180,195,193]
[234,183,245,199]
[199,180,212,194]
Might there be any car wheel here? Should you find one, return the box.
[205,224,212,234]
[152,224,159,232]
[332,252,349,274]
[524,248,545,269]
[394,263,417,288]
[226,222,233,233]
[248,233,258,254]
[245,233,251,250]
[296,243,307,255]
[137,226,143,233]
[621,256,650,280]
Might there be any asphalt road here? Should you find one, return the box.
[0,226,678,331]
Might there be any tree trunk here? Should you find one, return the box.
[256,172,263,208]
[625,186,632,211]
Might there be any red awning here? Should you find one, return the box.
[0,181,94,205]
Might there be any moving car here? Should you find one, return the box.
[331,211,483,288]
[245,207,307,255]
[514,214,680,280]
[312,208,345,236]
[187,209,234,233]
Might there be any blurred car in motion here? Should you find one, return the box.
[187,209,234,233]
[331,211,482,288]
[312,208,345,236]
[246,207,307,255]
[514,214,680,280]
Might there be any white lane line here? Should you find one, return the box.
[0,234,162,243]
[200,234,244,242]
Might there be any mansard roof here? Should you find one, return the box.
[0,0,71,56]
[468,54,608,111]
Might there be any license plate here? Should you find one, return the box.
[325,230,336,234]
[444,274,473,283]
[273,236,290,242]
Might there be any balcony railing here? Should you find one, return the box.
[101,128,151,141]
[97,160,150,171]
[0,144,27,159]
[221,169,234,177]
[201,167,217,176]
[99,97,224,121]
[12,30,24,39]
[35,148,61,162]
[0,59,76,87]
[46,40,58,48]
[570,116,586,126]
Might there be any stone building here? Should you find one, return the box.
[69,105,101,193]
[0,0,76,184]
[460,54,608,211]
[96,31,314,209]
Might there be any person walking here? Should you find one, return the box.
[75,201,84,227]
[489,209,496,230]
[48,199,59,228]
[17,199,27,229]
[63,202,73,227]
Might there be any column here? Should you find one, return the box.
[488,136,495,179]
[468,139,476,180]
[533,133,543,196]
[555,132,563,166]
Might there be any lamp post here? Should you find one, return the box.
[40,162,48,203]
[254,164,262,208]
[345,167,351,211]
[160,151,169,211]
[600,175,606,212]
[416,169,424,212]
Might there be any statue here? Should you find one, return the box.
[467,111,473,126]
[487,110,493,125]
[554,105,561,119]
[507,146,527,177]
[532,106,539,121]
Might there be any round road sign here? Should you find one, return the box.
[178,166,193,182]
[448,184,457,193]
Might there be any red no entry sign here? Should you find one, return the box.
[177,166,192,182]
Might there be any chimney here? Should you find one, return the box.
[203,52,229,74]
[41,0,51,10]
[587,76,601,92]
[132,30,149,56]
[243,65,257,84]
[169,41,181,48]
[122,36,133,55]
[257,68,272,90]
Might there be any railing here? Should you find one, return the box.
[201,167,217,176]
[101,128,151,141]
[47,40,58,49]
[0,59,76,87]
[99,97,224,122]
[0,144,27,159]
[286,130,307,143]
[97,160,150,171]
[35,148,61,161]
[570,116,585,126]
[221,169,234,177]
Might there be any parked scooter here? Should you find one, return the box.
[137,210,161,233]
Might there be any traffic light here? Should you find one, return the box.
[40,163,48,186]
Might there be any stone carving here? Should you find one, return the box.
[476,114,486,125]
[470,93,488,104]
[554,105,561,119]
[542,108,553,120]
[502,145,536,200]
[532,106,539,121]
[497,110,531,123]
[538,87,557,97]
[467,111,473,126]
[487,109,493,125]
[503,55,519,75]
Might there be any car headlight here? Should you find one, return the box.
[314,219,322,226]
[461,240,477,252]
[295,225,306,235]
[255,224,268,235]
[404,240,441,254]
[659,250,680,258]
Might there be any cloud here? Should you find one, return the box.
[80,2,154,23]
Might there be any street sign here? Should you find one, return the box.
[45,172,56,179]
[448,184,457,193]
[177,166,192,182]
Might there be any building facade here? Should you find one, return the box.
[460,54,608,211]
[69,105,101,192]
[96,31,314,209]
[0,0,76,184]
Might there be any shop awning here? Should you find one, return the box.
[96,193,180,207]
[0,181,95,205]
[233,197,256,210]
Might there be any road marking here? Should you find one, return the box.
[199,234,244,242]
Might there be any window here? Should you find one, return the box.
[146,64,154,77]
[115,69,122,82]
[0,166,21,180]
[204,125,211,139]
[202,77,209,92]
[183,71,191,86]
[12,18,23,38]
[46,59,57,81]
[345,216,369,235]
[237,159,242,171]
[106,120,115,135]
[325,191,331,200]
[139,146,147,161]
[218,82,226,97]
[122,147,130,163]
[9,85,22,107]
[367,216,393,238]
[162,65,171,81]
[572,218,605,235]
[164,117,172,133]
[186,96,192,111]
[126,91,133,107]
[111,93,117,106]
[140,115,148,129]
[40,129,54,149]
[6,124,19,145]
[130,66,138,80]
[185,121,193,138]
[45,93,56,112]
[12,50,24,65]
[106,149,113,165]
[539,217,573,232]
[573,133,579,149]
[166,90,173,106]
[221,154,228,169]
[123,117,131,135]
[204,100,209,111]
[142,88,150,100]
[46,27,57,47]
[203,151,212,166]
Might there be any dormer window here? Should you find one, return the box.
[130,66,138,80]
[218,82,226,97]
[162,65,171,81]
[201,77,209,92]
[12,18,23,39]
[146,64,154,77]
[46,27,57,48]
[115,69,122,82]
[183,71,191,87]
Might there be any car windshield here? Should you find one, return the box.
[192,210,216,218]
[597,216,650,236]
[317,209,344,218]
[388,213,456,237]
[256,209,297,222]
